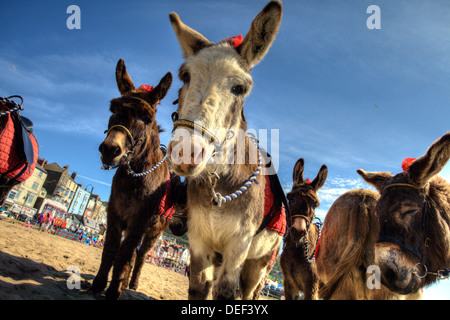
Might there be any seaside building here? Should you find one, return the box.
[41,161,78,211]
[2,163,48,217]
[68,184,92,217]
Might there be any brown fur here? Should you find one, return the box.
[91,59,185,300]
[316,189,380,299]
[280,158,327,300]
[358,132,450,294]
[168,1,283,300]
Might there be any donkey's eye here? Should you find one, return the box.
[231,85,244,96]
[181,72,190,84]
[402,209,417,217]
[140,116,152,124]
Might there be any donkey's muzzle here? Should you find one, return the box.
[99,141,124,166]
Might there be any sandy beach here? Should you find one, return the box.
[0,217,190,300]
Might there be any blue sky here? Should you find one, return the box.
[1,0,449,299]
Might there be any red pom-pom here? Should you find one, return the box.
[222,35,243,48]
[137,84,153,93]
[305,178,312,184]
[402,157,416,172]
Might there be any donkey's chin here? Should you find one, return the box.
[171,161,208,178]
[100,154,124,168]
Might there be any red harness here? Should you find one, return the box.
[157,170,176,219]
[0,114,39,182]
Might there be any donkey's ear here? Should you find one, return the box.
[237,0,282,70]
[292,158,305,187]
[169,12,214,59]
[312,165,328,191]
[357,169,393,193]
[408,132,450,188]
[116,58,135,95]
[148,72,173,105]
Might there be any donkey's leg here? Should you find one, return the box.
[92,223,121,294]
[129,229,162,290]
[188,245,214,300]
[106,230,144,300]
[240,252,273,300]
[214,236,253,300]
[301,264,320,300]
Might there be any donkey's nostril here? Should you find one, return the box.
[113,146,121,157]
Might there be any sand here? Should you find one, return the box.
[0,217,190,300]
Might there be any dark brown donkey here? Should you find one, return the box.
[357,132,450,295]
[92,59,184,300]
[280,158,327,300]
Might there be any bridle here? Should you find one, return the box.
[377,182,450,281]
[376,183,430,262]
[170,111,259,207]
[287,192,323,263]
[101,124,168,178]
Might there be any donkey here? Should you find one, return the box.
[315,188,423,299]
[0,97,39,206]
[280,158,327,300]
[357,132,450,295]
[167,0,284,299]
[91,58,184,300]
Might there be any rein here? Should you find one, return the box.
[208,135,262,207]
[300,217,323,263]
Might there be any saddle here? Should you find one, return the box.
[0,97,39,182]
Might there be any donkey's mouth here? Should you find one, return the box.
[171,161,207,177]
[100,154,124,168]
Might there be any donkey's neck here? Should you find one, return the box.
[211,133,260,187]
[130,125,164,172]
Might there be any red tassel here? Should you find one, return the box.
[402,157,416,172]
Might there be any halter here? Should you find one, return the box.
[101,124,167,178]
[171,111,234,148]
[377,183,430,261]
[287,192,323,263]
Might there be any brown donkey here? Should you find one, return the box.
[315,134,450,299]
[357,132,450,295]
[280,158,327,300]
[92,59,184,300]
[315,189,423,299]
[167,1,284,299]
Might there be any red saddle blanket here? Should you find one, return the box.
[157,170,176,219]
[262,175,287,236]
[0,114,39,182]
